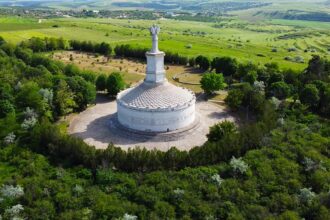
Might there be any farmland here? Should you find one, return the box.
[0,16,329,71]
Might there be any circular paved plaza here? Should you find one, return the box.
[68,96,235,151]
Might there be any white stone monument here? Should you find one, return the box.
[116,25,196,132]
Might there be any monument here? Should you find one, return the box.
[116,25,196,132]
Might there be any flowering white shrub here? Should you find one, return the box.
[173,188,185,200]
[23,107,38,119]
[73,184,84,196]
[277,117,285,126]
[303,157,318,172]
[21,117,37,130]
[0,185,24,199]
[270,96,281,110]
[230,156,249,175]
[299,188,316,204]
[211,174,223,187]
[173,188,185,196]
[253,81,265,94]
[39,88,53,104]
[3,132,16,145]
[123,213,138,220]
[14,82,22,91]
[5,204,24,218]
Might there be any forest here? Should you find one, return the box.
[0,36,329,219]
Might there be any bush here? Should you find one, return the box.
[200,72,225,95]
[95,74,107,91]
[207,121,237,142]
[106,72,125,96]
[270,81,291,100]
[211,57,238,76]
[299,84,320,108]
[225,89,244,111]
[195,55,210,70]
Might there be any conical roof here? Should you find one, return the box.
[117,81,195,111]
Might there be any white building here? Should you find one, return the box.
[116,25,196,132]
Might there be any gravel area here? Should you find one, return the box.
[68,96,235,151]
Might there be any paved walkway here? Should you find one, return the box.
[68,96,235,151]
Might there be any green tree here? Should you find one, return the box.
[153,201,175,219]
[96,74,107,91]
[64,64,80,76]
[25,37,46,52]
[0,100,15,117]
[225,89,244,111]
[66,76,96,110]
[270,81,291,100]
[188,57,196,67]
[299,84,320,108]
[98,42,112,58]
[200,72,225,95]
[106,72,125,96]
[207,121,237,142]
[54,80,76,116]
[15,82,45,115]
[211,57,238,76]
[195,55,210,70]
[243,71,257,85]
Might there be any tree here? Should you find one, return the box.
[305,55,330,81]
[106,72,125,96]
[25,37,46,52]
[15,82,46,115]
[200,72,225,95]
[299,84,320,108]
[195,55,210,70]
[0,43,15,56]
[96,74,107,91]
[211,57,238,76]
[0,100,15,117]
[66,76,96,110]
[188,57,196,67]
[225,89,244,111]
[64,64,80,76]
[243,71,257,85]
[207,121,237,142]
[153,201,175,219]
[268,72,283,85]
[54,80,76,116]
[98,42,112,58]
[270,81,291,100]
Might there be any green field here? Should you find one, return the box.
[0,16,329,71]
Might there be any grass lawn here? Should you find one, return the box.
[1,17,329,72]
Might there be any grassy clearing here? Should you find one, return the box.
[52,51,203,91]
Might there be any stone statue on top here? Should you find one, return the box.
[150,24,160,53]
